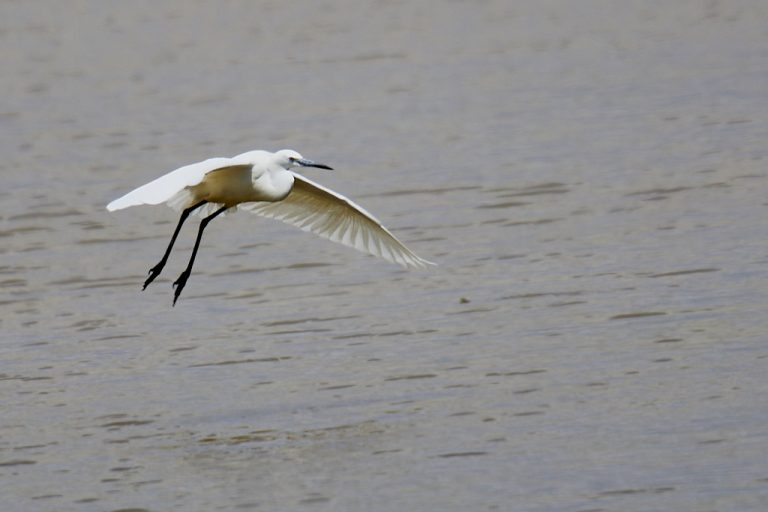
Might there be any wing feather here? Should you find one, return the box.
[240,173,434,269]
[106,157,235,211]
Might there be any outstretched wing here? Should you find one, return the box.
[106,157,235,211]
[240,173,435,269]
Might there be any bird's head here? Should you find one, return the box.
[275,149,333,171]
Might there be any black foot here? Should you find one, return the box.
[143,262,165,290]
[172,270,191,306]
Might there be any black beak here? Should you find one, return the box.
[297,158,333,170]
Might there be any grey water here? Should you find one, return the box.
[2,1,768,511]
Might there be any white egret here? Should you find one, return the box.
[107,149,434,305]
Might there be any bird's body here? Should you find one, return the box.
[107,149,433,304]
[108,150,295,212]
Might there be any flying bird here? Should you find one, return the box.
[107,149,434,305]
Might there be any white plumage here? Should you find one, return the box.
[107,149,433,304]
[239,174,431,269]
[107,157,234,211]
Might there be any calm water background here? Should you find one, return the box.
[2,1,768,511]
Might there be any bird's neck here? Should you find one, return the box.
[253,167,294,201]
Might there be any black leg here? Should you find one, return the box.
[172,205,228,306]
[143,200,207,290]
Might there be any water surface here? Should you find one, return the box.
[2,1,768,511]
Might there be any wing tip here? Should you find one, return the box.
[106,199,123,212]
[407,258,437,269]
[106,195,139,212]
[393,252,436,269]
[418,258,438,268]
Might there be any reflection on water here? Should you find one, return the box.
[3,1,768,511]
